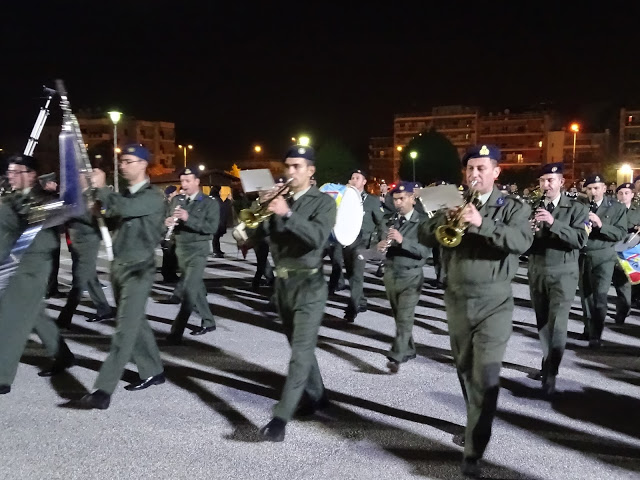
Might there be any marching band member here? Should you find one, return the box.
[257,145,336,442]
[528,163,587,395]
[344,168,383,322]
[165,166,219,345]
[419,145,532,477]
[376,181,428,372]
[579,174,626,348]
[80,145,166,410]
[0,154,75,394]
[612,182,640,324]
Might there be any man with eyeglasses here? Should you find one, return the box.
[80,144,166,410]
[0,154,76,395]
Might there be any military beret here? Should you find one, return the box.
[7,153,38,171]
[284,145,315,162]
[350,169,368,179]
[179,165,199,178]
[413,182,423,189]
[390,181,414,195]
[164,185,177,196]
[461,144,501,166]
[540,162,563,176]
[122,144,150,161]
[584,174,605,187]
[616,183,633,193]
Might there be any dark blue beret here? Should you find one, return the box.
[179,165,200,178]
[390,181,415,195]
[540,162,563,176]
[461,144,501,166]
[616,183,633,193]
[8,153,38,171]
[122,144,150,161]
[350,169,368,179]
[164,185,177,195]
[284,145,315,162]
[584,174,605,187]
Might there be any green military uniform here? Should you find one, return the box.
[579,197,626,342]
[168,191,219,338]
[92,180,165,394]
[259,186,336,421]
[0,186,73,388]
[419,187,532,462]
[612,203,640,324]
[343,191,384,318]
[57,192,112,327]
[528,193,588,383]
[384,209,429,362]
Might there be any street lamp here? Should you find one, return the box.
[620,163,633,183]
[409,150,418,183]
[254,145,262,153]
[570,123,580,183]
[107,111,122,192]
[178,144,193,168]
[298,135,310,146]
[198,164,205,171]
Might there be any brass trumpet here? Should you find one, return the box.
[435,181,481,248]
[239,178,293,228]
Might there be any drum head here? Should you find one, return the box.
[615,232,640,252]
[333,185,364,246]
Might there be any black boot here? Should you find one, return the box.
[259,417,286,442]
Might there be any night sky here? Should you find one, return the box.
[1,2,639,167]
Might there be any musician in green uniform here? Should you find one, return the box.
[343,168,383,322]
[56,189,115,328]
[375,181,428,372]
[80,144,165,410]
[257,145,336,442]
[419,145,533,477]
[0,154,75,395]
[579,174,627,348]
[527,163,588,396]
[165,166,219,344]
[612,182,640,324]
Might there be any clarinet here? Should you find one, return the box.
[164,194,186,245]
[381,213,400,255]
[586,200,598,235]
[531,190,548,231]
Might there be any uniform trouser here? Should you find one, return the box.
[528,266,579,377]
[272,270,326,421]
[47,241,61,294]
[161,242,179,280]
[253,239,274,286]
[579,251,616,340]
[327,242,345,291]
[58,241,111,326]
[0,255,66,385]
[612,263,631,323]
[384,268,423,362]
[94,259,163,394]
[433,246,444,283]
[170,245,215,337]
[444,289,513,461]
[212,230,224,255]
[343,238,367,314]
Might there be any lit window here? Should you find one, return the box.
[517,154,523,163]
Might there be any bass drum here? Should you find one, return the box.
[319,183,364,247]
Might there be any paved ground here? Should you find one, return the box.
[2,231,640,479]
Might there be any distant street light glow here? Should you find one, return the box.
[298,135,310,146]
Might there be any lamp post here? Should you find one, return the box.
[409,150,418,183]
[570,123,580,183]
[178,144,193,168]
[107,111,122,192]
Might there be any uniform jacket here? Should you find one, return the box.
[580,197,627,253]
[360,192,384,246]
[169,191,219,254]
[259,186,336,270]
[528,194,588,271]
[419,187,533,294]
[624,204,640,232]
[385,210,430,272]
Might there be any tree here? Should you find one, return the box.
[399,129,462,185]
[499,166,539,189]
[314,140,359,186]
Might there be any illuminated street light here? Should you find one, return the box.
[115,147,121,154]
[198,164,205,171]
[396,146,403,152]
[298,135,310,146]
[178,144,194,168]
[107,111,122,192]
[620,163,633,183]
[409,150,418,182]
[569,123,580,182]
[254,145,262,153]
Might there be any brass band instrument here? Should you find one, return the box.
[529,189,548,230]
[238,178,293,228]
[585,199,598,235]
[435,181,481,248]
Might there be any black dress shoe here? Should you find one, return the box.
[357,305,368,313]
[124,373,166,391]
[386,360,400,374]
[295,392,330,417]
[452,433,465,447]
[542,375,556,396]
[0,384,10,395]
[190,325,216,336]
[461,458,480,478]
[80,390,110,410]
[87,309,116,323]
[344,309,357,323]
[38,354,76,377]
[374,265,384,278]
[259,417,286,442]
[579,331,589,341]
[528,369,543,381]
[588,339,602,349]
[165,334,183,346]
[167,295,181,304]
[213,253,224,258]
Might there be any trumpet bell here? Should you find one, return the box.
[435,224,463,248]
[238,208,264,229]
